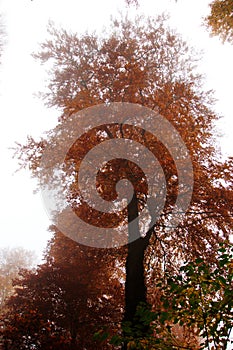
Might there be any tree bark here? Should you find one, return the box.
[122,192,153,349]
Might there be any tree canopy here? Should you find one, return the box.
[22,14,233,258]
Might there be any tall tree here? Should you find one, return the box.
[9,14,233,348]
[205,0,233,43]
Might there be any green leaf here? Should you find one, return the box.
[160,311,169,323]
[110,334,122,346]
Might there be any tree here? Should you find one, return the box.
[205,0,233,43]
[0,247,37,311]
[0,247,37,349]
[8,14,233,348]
[1,227,124,349]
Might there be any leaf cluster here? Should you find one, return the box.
[205,0,233,43]
[156,242,233,349]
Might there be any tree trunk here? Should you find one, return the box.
[122,192,153,349]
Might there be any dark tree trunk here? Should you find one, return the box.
[122,192,153,349]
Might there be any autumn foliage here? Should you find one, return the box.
[205,0,233,43]
[1,14,233,349]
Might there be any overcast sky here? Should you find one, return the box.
[0,0,232,259]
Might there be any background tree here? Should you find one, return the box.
[205,0,233,43]
[0,247,37,349]
[5,14,233,349]
[0,247,37,312]
[1,227,124,349]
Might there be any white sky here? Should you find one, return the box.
[0,0,232,259]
